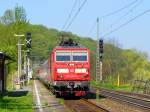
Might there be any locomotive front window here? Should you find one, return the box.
[56,55,70,61]
[56,51,88,62]
[73,55,87,61]
[72,52,87,61]
[56,52,71,61]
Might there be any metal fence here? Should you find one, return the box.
[132,80,150,95]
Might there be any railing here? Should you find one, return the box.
[132,80,150,95]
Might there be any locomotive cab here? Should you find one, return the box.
[51,40,90,96]
[52,48,90,95]
[38,39,90,97]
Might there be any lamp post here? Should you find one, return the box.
[14,34,24,85]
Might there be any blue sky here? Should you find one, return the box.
[0,0,150,57]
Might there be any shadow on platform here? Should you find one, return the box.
[7,91,28,97]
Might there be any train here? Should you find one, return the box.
[37,39,90,97]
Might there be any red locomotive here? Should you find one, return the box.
[37,39,90,97]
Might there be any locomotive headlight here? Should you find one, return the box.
[75,68,87,73]
[57,68,69,73]
[57,74,63,78]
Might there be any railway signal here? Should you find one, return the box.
[99,39,103,61]
[26,32,32,84]
[99,39,103,53]
[96,18,103,82]
[26,32,32,48]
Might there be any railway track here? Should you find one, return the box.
[99,89,150,111]
[64,99,111,112]
[116,90,150,99]
[92,86,150,99]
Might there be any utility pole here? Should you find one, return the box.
[96,18,103,82]
[14,34,24,87]
[23,50,27,75]
[27,50,30,84]
[99,61,102,81]
[96,18,100,82]
[96,18,102,102]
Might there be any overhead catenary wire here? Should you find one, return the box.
[64,0,87,31]
[101,0,143,35]
[87,0,139,36]
[102,8,150,38]
[102,0,139,18]
[108,0,143,30]
[61,0,77,30]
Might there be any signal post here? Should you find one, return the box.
[99,39,103,81]
[14,34,24,89]
[26,32,32,84]
[96,18,104,103]
[96,18,104,82]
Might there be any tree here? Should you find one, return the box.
[103,38,123,81]
[1,5,27,25]
[12,5,28,34]
[1,9,14,25]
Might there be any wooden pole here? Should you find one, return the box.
[117,73,120,87]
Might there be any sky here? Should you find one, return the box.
[0,0,150,58]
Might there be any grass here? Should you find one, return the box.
[91,81,132,92]
[58,98,64,105]
[0,89,33,112]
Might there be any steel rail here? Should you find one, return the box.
[81,99,111,112]
[100,89,150,110]
[64,99,111,112]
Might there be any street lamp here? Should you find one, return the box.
[14,34,24,86]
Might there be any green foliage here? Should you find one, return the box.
[0,6,29,91]
[91,80,132,92]
[103,41,150,83]
[0,6,150,87]
[122,50,150,80]
[0,5,28,58]
[0,92,33,112]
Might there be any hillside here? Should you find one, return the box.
[0,6,150,88]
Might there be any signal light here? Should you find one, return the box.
[99,39,103,53]
[26,32,31,48]
[99,39,103,61]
